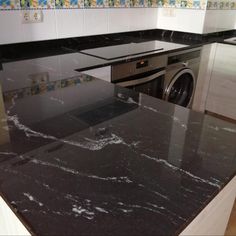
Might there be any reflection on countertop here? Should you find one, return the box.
[0,56,236,236]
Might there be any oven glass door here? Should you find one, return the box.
[116,70,165,99]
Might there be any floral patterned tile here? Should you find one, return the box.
[230,0,236,9]
[206,0,236,9]
[55,0,83,8]
[19,0,54,8]
[0,0,20,9]
[84,0,95,7]
[0,0,235,10]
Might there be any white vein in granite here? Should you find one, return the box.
[23,193,43,207]
[147,202,186,221]
[117,93,189,130]
[117,94,139,105]
[143,105,187,130]
[0,151,17,156]
[7,114,135,151]
[222,127,236,133]
[208,125,220,131]
[50,97,65,105]
[117,202,164,216]
[138,183,169,201]
[72,204,95,220]
[95,207,109,213]
[6,77,15,82]
[31,158,132,183]
[118,201,184,225]
[143,105,159,113]
[6,94,18,114]
[120,209,133,213]
[141,154,220,188]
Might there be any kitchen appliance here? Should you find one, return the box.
[163,48,202,108]
[111,55,167,99]
[80,41,164,60]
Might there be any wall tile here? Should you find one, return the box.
[0,0,20,9]
[0,11,24,44]
[108,0,129,7]
[56,9,84,38]
[145,8,158,28]
[83,9,109,35]
[203,9,236,33]
[0,0,218,8]
[21,9,58,42]
[55,0,83,8]
[156,8,206,33]
[0,0,235,45]
[108,8,130,32]
[128,8,150,30]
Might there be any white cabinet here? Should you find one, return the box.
[205,43,236,120]
[81,66,111,82]
[192,43,217,112]
[0,196,31,236]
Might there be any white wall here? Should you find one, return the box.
[156,8,206,34]
[156,9,236,34]
[0,8,158,45]
[203,10,236,33]
[0,8,235,45]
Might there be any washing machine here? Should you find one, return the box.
[163,48,202,108]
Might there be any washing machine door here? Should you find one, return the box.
[164,68,195,107]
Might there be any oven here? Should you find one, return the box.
[111,55,167,99]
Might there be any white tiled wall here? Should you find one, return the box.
[22,10,58,42]
[203,10,236,33]
[0,8,157,45]
[56,9,84,39]
[108,9,130,33]
[0,11,25,44]
[0,8,235,45]
[156,8,206,34]
[84,9,109,36]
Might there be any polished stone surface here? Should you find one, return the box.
[80,40,187,60]
[0,57,236,235]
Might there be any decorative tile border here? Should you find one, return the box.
[0,0,236,9]
[0,0,20,9]
[3,74,94,103]
[207,0,236,9]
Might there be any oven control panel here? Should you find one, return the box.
[111,55,167,82]
[136,60,149,69]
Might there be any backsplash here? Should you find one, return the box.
[0,0,208,9]
[207,0,236,9]
[1,0,236,10]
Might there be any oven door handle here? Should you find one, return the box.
[116,70,166,87]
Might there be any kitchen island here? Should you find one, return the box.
[0,51,236,235]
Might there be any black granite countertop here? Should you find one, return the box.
[0,56,236,235]
[1,40,196,73]
[1,29,235,73]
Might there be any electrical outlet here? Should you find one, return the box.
[30,10,43,23]
[162,8,176,17]
[22,10,43,24]
[22,11,31,23]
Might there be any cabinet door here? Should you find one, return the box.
[0,197,31,235]
[206,43,236,120]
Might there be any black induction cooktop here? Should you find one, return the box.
[80,41,166,60]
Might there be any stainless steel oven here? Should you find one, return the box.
[111,55,167,99]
